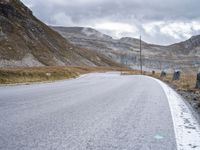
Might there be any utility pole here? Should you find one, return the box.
[121,54,126,74]
[140,35,143,74]
[121,58,122,75]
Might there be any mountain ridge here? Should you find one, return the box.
[53,26,200,52]
[0,0,120,68]
[52,26,200,72]
[1,0,200,71]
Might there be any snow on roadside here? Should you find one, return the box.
[154,78,200,150]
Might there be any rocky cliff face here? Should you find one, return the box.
[169,35,200,55]
[0,0,120,68]
[52,26,200,72]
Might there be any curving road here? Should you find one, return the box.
[0,73,199,150]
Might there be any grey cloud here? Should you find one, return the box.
[21,0,200,45]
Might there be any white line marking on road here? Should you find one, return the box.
[154,78,200,150]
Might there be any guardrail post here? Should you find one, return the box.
[173,71,181,81]
[160,71,166,78]
[196,72,200,89]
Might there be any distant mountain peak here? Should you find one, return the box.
[169,34,200,52]
[81,27,112,40]
[189,35,200,45]
[52,26,113,40]
[120,37,147,46]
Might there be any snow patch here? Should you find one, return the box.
[155,78,200,150]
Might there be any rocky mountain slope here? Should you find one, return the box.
[52,26,200,72]
[169,35,200,55]
[0,0,120,68]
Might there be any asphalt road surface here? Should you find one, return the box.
[0,73,200,150]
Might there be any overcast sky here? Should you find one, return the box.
[21,0,200,45]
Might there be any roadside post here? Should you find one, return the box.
[140,35,142,75]
[173,70,181,81]
[196,72,200,88]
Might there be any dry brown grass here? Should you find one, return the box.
[123,70,198,92]
[121,70,142,75]
[150,72,196,91]
[0,66,198,92]
[0,66,130,84]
